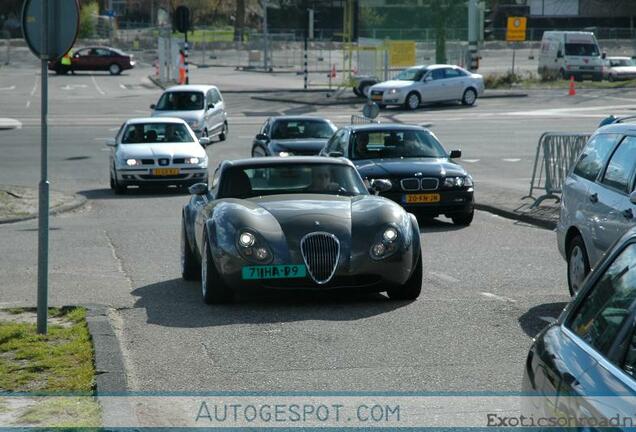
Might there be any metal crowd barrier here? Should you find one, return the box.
[350,115,379,125]
[526,132,591,208]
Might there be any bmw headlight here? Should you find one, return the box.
[237,230,272,263]
[443,176,473,188]
[370,225,400,260]
[126,158,142,167]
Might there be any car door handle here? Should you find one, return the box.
[623,208,634,219]
[589,193,598,203]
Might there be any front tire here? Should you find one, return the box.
[219,122,228,141]
[201,235,234,304]
[386,253,422,300]
[111,167,126,194]
[451,210,474,226]
[461,88,477,106]
[181,218,200,280]
[109,63,122,75]
[567,235,590,296]
[404,92,420,110]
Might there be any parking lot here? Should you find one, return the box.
[1,61,634,422]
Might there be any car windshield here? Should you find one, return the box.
[351,129,447,160]
[219,164,368,198]
[155,91,204,111]
[611,58,636,67]
[121,123,194,144]
[270,119,335,140]
[564,43,599,56]
[394,67,427,81]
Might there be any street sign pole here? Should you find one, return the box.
[37,0,49,335]
[512,43,516,76]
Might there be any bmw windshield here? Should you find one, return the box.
[351,130,447,160]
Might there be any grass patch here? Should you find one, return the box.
[0,307,95,392]
[16,396,101,428]
[485,71,636,90]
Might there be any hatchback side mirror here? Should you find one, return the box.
[449,149,462,159]
[150,104,156,110]
[105,138,117,147]
[207,103,214,110]
[199,137,211,147]
[370,178,392,193]
[188,183,208,195]
[630,191,636,205]
[256,133,269,142]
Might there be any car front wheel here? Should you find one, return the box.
[451,210,474,226]
[111,167,126,194]
[461,88,477,106]
[567,235,590,296]
[201,235,234,304]
[109,63,122,75]
[404,92,421,110]
[386,254,422,300]
[181,217,200,280]
[219,122,228,141]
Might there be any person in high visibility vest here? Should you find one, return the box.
[60,50,74,75]
[178,49,186,85]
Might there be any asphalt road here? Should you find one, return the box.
[3,63,630,398]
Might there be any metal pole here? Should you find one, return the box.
[109,0,114,47]
[304,34,308,89]
[184,32,189,84]
[512,44,516,76]
[37,0,50,335]
[263,0,269,71]
[467,0,478,72]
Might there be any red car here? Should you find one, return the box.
[48,46,135,75]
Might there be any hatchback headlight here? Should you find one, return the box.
[126,158,142,167]
[185,157,201,165]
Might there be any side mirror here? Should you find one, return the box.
[630,191,636,205]
[105,138,117,147]
[188,183,208,195]
[256,133,269,142]
[150,104,156,110]
[207,103,214,110]
[424,76,432,82]
[199,137,211,147]
[449,150,462,159]
[328,151,344,157]
[602,52,607,60]
[370,178,392,193]
[557,51,564,58]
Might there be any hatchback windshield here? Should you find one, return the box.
[219,164,368,198]
[351,129,447,160]
[394,67,427,81]
[121,123,194,144]
[155,91,204,111]
[270,119,336,140]
[564,43,600,56]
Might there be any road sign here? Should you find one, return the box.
[388,40,416,68]
[22,0,79,60]
[174,5,190,33]
[506,16,527,42]
[362,101,380,119]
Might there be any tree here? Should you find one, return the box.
[423,0,465,64]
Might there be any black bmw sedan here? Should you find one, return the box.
[320,123,474,226]
[251,116,337,157]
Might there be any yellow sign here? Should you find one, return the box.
[506,16,527,41]
[388,41,416,68]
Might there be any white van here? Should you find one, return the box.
[538,31,603,81]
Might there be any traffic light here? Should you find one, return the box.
[483,7,494,40]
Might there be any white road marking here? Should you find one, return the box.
[480,292,517,303]
[120,83,127,89]
[502,158,521,162]
[462,159,480,163]
[91,75,106,96]
[26,101,31,109]
[0,118,23,130]
[0,85,16,91]
[429,271,460,283]
[61,84,88,90]
[30,79,37,96]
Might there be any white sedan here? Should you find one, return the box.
[368,64,484,110]
[107,117,209,194]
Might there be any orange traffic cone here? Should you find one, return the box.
[568,76,576,96]
[330,64,336,78]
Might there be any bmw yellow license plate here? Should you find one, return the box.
[404,193,441,204]
[242,265,306,280]
[152,168,179,176]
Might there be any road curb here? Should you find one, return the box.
[0,193,87,225]
[251,95,362,106]
[481,92,528,98]
[475,202,557,231]
[84,304,128,392]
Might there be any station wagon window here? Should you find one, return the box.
[601,136,636,193]
[568,243,636,356]
[572,134,620,181]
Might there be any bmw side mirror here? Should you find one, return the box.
[630,191,636,205]
[188,183,208,195]
[105,138,117,147]
[370,178,392,193]
[256,133,269,142]
[150,104,156,110]
[449,150,462,159]
[199,137,211,147]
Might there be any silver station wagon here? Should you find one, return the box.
[557,122,636,295]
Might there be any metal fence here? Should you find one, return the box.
[351,115,379,125]
[526,132,591,207]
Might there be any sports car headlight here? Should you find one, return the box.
[126,158,142,167]
[238,232,256,248]
[443,176,472,188]
[185,157,201,165]
[236,230,272,263]
[370,225,401,260]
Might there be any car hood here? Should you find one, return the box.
[353,158,467,178]
[117,143,206,159]
[270,139,328,153]
[151,110,203,123]
[371,80,415,90]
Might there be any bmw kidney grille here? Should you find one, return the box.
[300,232,340,284]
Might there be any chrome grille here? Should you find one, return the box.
[420,178,439,191]
[300,232,340,285]
[400,178,420,191]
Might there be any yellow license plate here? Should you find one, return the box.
[404,193,441,204]
[372,95,382,101]
[152,168,179,176]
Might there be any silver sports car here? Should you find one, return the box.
[107,117,209,193]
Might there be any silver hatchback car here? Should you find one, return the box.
[557,123,636,295]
